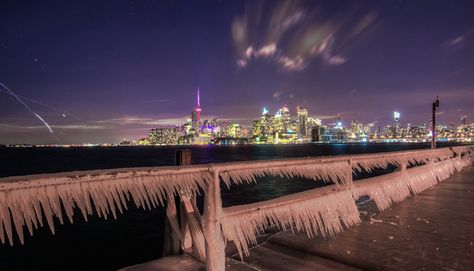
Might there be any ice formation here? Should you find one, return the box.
[352,158,457,212]
[221,187,360,259]
[218,160,352,187]
[219,146,473,259]
[0,166,210,245]
[0,145,472,253]
[352,147,454,173]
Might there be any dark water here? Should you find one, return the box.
[0,143,462,271]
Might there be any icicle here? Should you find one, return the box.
[352,154,470,212]
[221,187,360,259]
[219,160,352,188]
[353,148,455,173]
[0,167,210,245]
[0,146,471,247]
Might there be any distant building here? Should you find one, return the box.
[119,139,132,145]
[311,126,322,142]
[149,128,180,145]
[306,117,322,139]
[137,137,150,145]
[297,106,308,137]
[276,105,291,133]
[227,123,242,138]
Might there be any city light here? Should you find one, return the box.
[127,91,473,147]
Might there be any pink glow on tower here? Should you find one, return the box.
[196,87,201,122]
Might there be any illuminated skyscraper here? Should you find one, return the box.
[191,88,202,131]
[296,106,308,136]
[276,105,291,133]
[393,111,401,137]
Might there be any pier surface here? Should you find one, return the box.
[121,166,474,271]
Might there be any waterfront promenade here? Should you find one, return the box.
[122,165,474,271]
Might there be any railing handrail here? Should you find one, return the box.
[223,183,341,216]
[1,145,469,185]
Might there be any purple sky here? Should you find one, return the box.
[1,0,473,144]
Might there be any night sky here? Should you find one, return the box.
[1,0,473,144]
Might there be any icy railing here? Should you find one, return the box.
[0,146,473,270]
[220,146,473,260]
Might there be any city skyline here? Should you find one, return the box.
[1,0,474,144]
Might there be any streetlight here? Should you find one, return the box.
[432,96,440,149]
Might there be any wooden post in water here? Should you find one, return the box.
[175,149,193,254]
[176,149,192,166]
[164,149,206,260]
[203,167,225,271]
[432,96,440,149]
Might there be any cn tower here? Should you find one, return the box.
[196,87,201,122]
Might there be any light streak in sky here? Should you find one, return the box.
[0,87,82,122]
[0,81,59,141]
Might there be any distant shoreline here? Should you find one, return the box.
[1,141,471,148]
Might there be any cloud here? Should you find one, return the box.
[313,114,340,120]
[327,55,346,65]
[236,59,247,67]
[232,1,378,71]
[443,29,474,47]
[278,56,305,71]
[143,98,172,104]
[282,11,305,29]
[450,36,465,45]
[255,43,277,58]
[96,116,188,126]
[0,123,105,133]
[273,90,283,100]
[312,35,347,66]
[53,124,104,129]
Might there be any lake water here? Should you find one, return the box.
[0,143,462,271]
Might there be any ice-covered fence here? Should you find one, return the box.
[0,165,211,245]
[218,146,473,259]
[0,146,473,271]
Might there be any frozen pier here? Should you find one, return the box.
[121,165,474,271]
[1,146,473,270]
[234,165,474,271]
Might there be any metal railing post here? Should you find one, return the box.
[203,167,225,271]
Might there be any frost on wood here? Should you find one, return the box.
[219,160,352,188]
[451,145,474,157]
[0,167,210,245]
[353,148,454,173]
[220,146,474,260]
[221,188,360,259]
[352,158,464,212]
[453,155,474,171]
